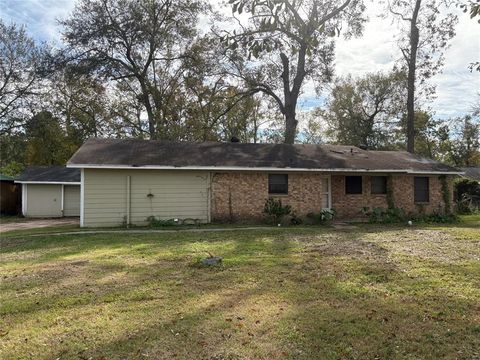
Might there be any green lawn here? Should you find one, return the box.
[1,218,479,359]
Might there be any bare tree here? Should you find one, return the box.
[0,20,45,134]
[222,0,366,144]
[61,0,206,139]
[387,0,458,153]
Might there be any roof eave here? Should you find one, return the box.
[66,163,463,175]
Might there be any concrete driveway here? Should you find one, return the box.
[0,217,79,233]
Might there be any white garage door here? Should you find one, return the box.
[83,169,210,227]
[26,184,62,217]
[64,185,80,216]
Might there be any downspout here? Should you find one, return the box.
[80,169,85,227]
[126,175,131,227]
[207,172,212,223]
[61,184,65,217]
[22,184,27,216]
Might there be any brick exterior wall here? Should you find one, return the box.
[330,174,454,218]
[211,172,455,221]
[211,172,328,222]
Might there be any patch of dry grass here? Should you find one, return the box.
[0,220,479,359]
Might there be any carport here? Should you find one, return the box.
[16,166,81,218]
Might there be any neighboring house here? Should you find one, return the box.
[67,138,462,227]
[461,167,480,183]
[15,167,81,217]
[0,174,20,215]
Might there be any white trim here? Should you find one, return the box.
[326,175,332,210]
[80,169,84,227]
[126,175,131,227]
[21,184,27,216]
[14,181,81,185]
[61,184,65,216]
[66,164,463,175]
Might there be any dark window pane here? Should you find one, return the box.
[345,176,362,194]
[371,176,387,194]
[414,177,429,202]
[269,174,288,194]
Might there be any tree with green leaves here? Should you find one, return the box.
[222,0,366,144]
[442,115,480,166]
[61,0,207,139]
[24,111,76,165]
[325,71,405,149]
[387,0,458,153]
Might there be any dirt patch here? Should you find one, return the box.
[0,218,79,233]
[365,229,480,263]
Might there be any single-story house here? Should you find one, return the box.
[67,138,462,227]
[0,174,21,215]
[16,166,81,217]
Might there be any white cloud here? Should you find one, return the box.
[2,0,75,43]
[1,0,478,119]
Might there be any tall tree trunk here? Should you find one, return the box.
[406,0,422,153]
[138,79,156,139]
[284,107,297,144]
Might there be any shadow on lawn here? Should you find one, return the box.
[2,226,479,359]
[46,255,480,359]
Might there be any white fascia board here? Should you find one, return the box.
[66,164,463,175]
[14,181,81,185]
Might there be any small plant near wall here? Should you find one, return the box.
[263,198,292,225]
[306,209,336,224]
[362,207,406,223]
[147,216,177,227]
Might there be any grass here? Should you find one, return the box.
[0,216,479,359]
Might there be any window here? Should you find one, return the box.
[371,176,387,194]
[414,177,429,203]
[268,174,288,194]
[321,176,331,209]
[345,176,362,194]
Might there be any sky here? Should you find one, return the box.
[2,0,479,120]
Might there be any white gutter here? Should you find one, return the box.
[80,169,84,227]
[66,164,463,175]
[15,181,81,185]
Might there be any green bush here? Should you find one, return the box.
[305,209,336,224]
[411,212,459,224]
[290,212,303,225]
[263,198,292,224]
[455,179,480,214]
[362,207,406,223]
[362,207,459,224]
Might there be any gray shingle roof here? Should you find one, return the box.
[67,138,461,174]
[17,166,80,183]
[462,167,480,181]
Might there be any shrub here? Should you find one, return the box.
[362,207,406,223]
[455,179,480,214]
[362,207,459,224]
[147,216,177,227]
[290,212,303,225]
[411,212,459,224]
[263,198,292,224]
[306,209,336,224]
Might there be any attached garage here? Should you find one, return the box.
[16,167,81,218]
[82,169,210,227]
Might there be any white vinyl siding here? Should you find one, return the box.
[83,169,210,227]
[63,185,80,216]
